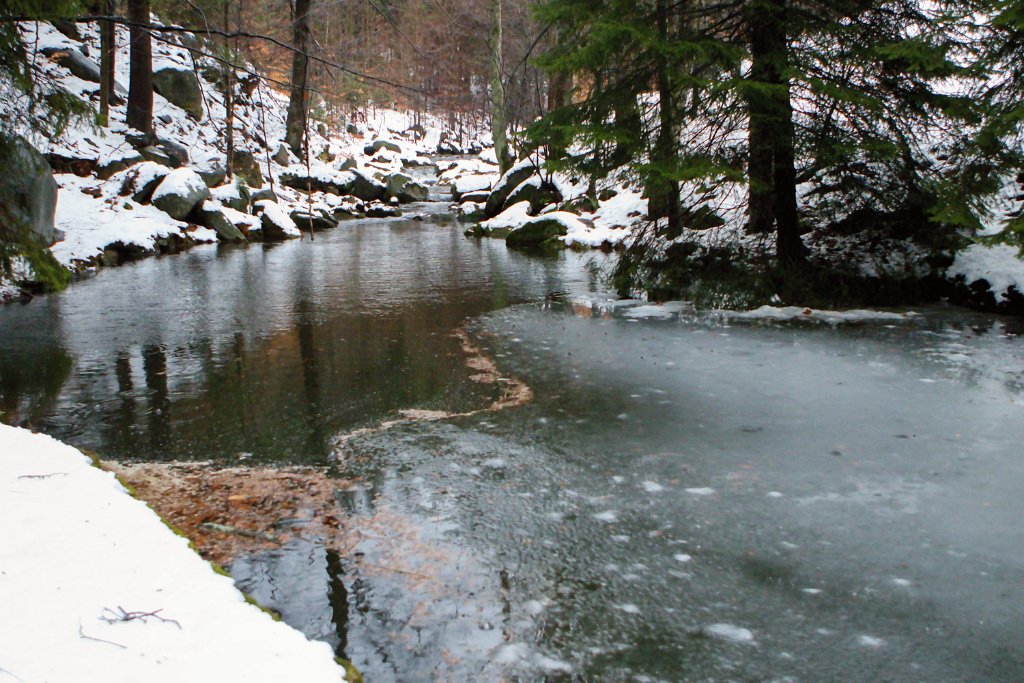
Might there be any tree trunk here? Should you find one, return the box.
[285,0,312,158]
[746,0,806,265]
[646,0,680,235]
[223,0,235,179]
[126,0,153,138]
[489,0,512,173]
[98,0,115,126]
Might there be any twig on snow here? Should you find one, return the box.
[78,621,127,649]
[17,472,67,479]
[100,606,182,629]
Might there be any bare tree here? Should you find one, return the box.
[489,0,511,172]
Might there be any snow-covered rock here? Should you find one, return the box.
[948,244,1024,302]
[253,200,301,241]
[151,168,211,220]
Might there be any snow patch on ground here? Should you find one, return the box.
[948,244,1024,300]
[0,423,345,682]
[704,623,755,643]
[723,305,917,324]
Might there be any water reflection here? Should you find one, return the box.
[0,212,607,463]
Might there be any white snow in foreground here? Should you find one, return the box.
[0,424,344,683]
[704,623,755,643]
[723,305,917,324]
[948,243,1024,299]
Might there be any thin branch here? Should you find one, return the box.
[78,621,127,649]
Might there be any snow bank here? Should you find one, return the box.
[948,243,1024,299]
[0,424,345,683]
[51,175,212,268]
[481,201,533,230]
[723,305,917,324]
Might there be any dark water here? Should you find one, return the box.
[0,206,604,463]
[3,209,1024,682]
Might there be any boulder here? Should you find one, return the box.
[210,179,250,212]
[337,157,357,171]
[280,169,351,195]
[52,19,81,41]
[116,161,170,203]
[152,65,204,120]
[485,162,536,218]
[41,47,101,83]
[191,201,245,242]
[272,143,291,166]
[249,188,278,205]
[157,138,190,167]
[453,201,486,223]
[196,164,226,188]
[346,123,362,136]
[231,149,264,189]
[348,170,386,202]
[151,168,211,220]
[96,150,144,180]
[253,200,299,241]
[365,202,402,218]
[460,190,490,204]
[139,145,174,167]
[363,139,401,156]
[504,177,562,215]
[505,217,569,248]
[0,136,58,245]
[385,173,429,203]
[290,208,337,233]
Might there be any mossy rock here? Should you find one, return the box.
[505,217,567,248]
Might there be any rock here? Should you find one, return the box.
[157,138,190,167]
[348,170,386,202]
[272,143,291,166]
[280,169,351,195]
[116,161,171,203]
[290,208,337,233]
[152,65,204,120]
[41,47,101,83]
[346,123,362,136]
[211,179,250,212]
[139,145,174,167]
[316,122,328,137]
[407,123,426,139]
[504,176,562,214]
[191,201,245,242]
[460,190,490,204]
[506,217,569,248]
[561,195,598,214]
[0,136,58,245]
[365,202,402,218]
[96,151,144,180]
[363,139,401,156]
[485,162,536,218]
[337,157,357,171]
[151,168,211,220]
[253,200,299,241]
[385,173,429,203]
[52,19,81,41]
[196,164,226,188]
[453,201,486,223]
[231,149,264,189]
[249,188,278,205]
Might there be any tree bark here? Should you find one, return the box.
[489,0,512,173]
[646,0,680,235]
[98,0,115,126]
[223,0,235,179]
[126,0,153,138]
[285,0,312,158]
[746,0,806,266]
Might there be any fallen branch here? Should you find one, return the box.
[17,472,67,479]
[78,621,126,649]
[100,606,181,630]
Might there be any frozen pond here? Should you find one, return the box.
[2,210,1023,681]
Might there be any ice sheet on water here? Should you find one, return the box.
[705,623,755,643]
